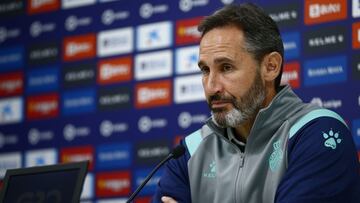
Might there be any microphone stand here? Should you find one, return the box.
[126,153,173,203]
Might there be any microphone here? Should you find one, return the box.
[126,145,186,203]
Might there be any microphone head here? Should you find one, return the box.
[171,145,185,159]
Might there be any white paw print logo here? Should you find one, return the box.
[323,129,341,150]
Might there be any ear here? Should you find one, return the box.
[260,52,282,83]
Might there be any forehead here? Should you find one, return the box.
[200,26,245,48]
[199,26,247,60]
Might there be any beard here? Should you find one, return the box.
[209,71,266,128]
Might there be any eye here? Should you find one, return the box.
[199,66,210,75]
[222,64,233,72]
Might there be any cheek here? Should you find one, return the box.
[224,77,251,97]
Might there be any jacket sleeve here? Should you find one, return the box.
[275,117,360,203]
[152,140,192,203]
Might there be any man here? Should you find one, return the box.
[153,3,360,203]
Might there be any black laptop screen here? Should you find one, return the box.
[2,169,80,203]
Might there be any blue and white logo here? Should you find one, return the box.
[176,45,200,75]
[27,66,59,93]
[96,143,132,170]
[0,97,23,125]
[304,55,347,86]
[137,21,172,51]
[62,88,96,115]
[282,32,300,61]
[0,45,23,72]
[174,74,205,104]
[25,148,58,167]
[135,50,172,81]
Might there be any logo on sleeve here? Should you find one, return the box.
[323,129,342,149]
[203,160,216,178]
[269,140,283,172]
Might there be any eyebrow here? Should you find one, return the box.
[198,57,235,68]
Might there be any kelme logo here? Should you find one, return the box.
[203,160,216,178]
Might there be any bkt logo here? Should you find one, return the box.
[178,111,208,129]
[174,74,205,104]
[281,62,300,89]
[60,145,94,170]
[28,41,59,66]
[282,32,300,61]
[62,0,95,9]
[179,0,209,12]
[0,97,23,125]
[135,80,172,109]
[96,171,131,197]
[63,64,95,88]
[63,33,96,62]
[310,97,342,109]
[0,152,21,178]
[25,148,57,167]
[353,22,360,49]
[97,56,132,85]
[304,25,346,55]
[305,0,347,25]
[30,20,56,38]
[353,0,360,18]
[98,87,131,111]
[96,143,132,170]
[27,0,60,15]
[62,88,96,115]
[139,2,168,19]
[97,27,134,57]
[100,120,128,137]
[0,1,24,17]
[138,115,167,133]
[0,45,23,72]
[65,15,92,32]
[137,21,172,51]
[0,26,20,44]
[304,55,347,86]
[0,72,23,97]
[0,132,18,149]
[136,140,169,165]
[267,3,299,27]
[63,124,90,142]
[134,169,163,195]
[352,119,360,149]
[101,9,129,25]
[135,50,172,81]
[28,128,54,145]
[176,45,199,75]
[27,93,59,120]
[27,67,59,93]
[176,17,202,45]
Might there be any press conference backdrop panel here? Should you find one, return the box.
[0,0,360,202]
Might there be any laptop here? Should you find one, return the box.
[0,161,88,203]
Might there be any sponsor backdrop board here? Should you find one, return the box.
[0,0,360,201]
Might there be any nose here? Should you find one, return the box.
[204,72,223,95]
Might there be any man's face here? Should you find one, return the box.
[198,25,266,127]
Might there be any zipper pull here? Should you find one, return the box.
[239,154,245,167]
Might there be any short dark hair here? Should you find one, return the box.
[198,3,284,89]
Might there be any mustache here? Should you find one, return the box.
[208,94,235,104]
